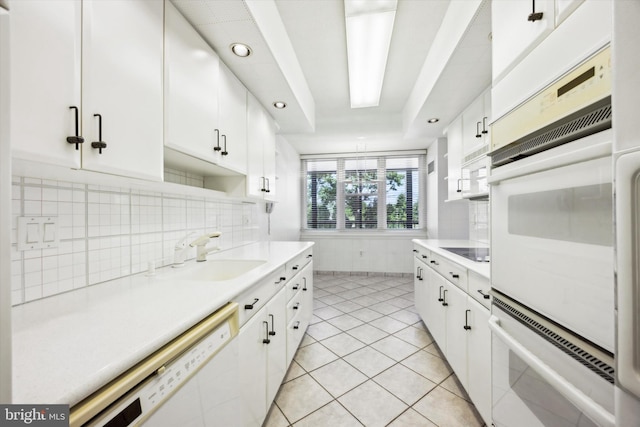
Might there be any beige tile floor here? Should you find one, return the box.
[264,273,485,427]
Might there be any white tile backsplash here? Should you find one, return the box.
[11,175,259,305]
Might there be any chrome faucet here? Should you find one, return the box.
[172,232,196,267]
[190,232,222,262]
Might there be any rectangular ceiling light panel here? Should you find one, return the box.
[345,0,397,109]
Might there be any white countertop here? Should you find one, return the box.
[412,239,490,279]
[11,241,313,406]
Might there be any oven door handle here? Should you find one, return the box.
[487,139,611,185]
[488,315,615,427]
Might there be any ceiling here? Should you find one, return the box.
[171,0,492,155]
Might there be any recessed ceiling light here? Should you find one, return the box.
[230,43,252,57]
[427,118,440,123]
[273,101,287,109]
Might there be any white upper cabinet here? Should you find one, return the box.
[81,0,164,181]
[164,1,220,164]
[217,63,248,175]
[10,0,82,169]
[446,116,464,201]
[492,0,556,83]
[10,0,164,181]
[246,94,277,201]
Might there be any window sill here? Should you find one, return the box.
[300,229,428,239]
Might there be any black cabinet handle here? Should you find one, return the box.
[221,134,228,156]
[413,249,418,253]
[430,260,439,266]
[422,254,428,259]
[261,177,266,192]
[442,289,449,306]
[303,277,308,291]
[262,321,271,344]
[449,272,459,279]
[293,283,299,290]
[265,178,271,193]
[476,121,482,138]
[268,314,276,336]
[66,106,84,150]
[438,285,444,302]
[91,114,107,154]
[528,0,544,21]
[293,302,300,310]
[464,309,471,330]
[292,265,299,271]
[213,129,221,151]
[456,179,462,193]
[293,321,300,330]
[275,277,286,284]
[244,298,259,310]
[416,266,421,279]
[306,254,313,258]
[477,289,491,300]
[482,117,488,134]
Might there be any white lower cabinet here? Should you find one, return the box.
[238,256,313,427]
[238,287,287,427]
[413,246,491,426]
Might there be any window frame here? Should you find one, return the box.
[302,152,426,232]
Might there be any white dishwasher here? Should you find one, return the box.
[70,303,240,427]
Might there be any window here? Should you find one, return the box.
[303,154,424,230]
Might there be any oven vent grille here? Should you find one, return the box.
[494,297,615,384]
[463,145,490,165]
[490,96,612,167]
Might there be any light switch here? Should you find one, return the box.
[18,216,59,250]
[43,222,56,242]
[26,223,40,243]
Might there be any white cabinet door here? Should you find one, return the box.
[426,268,447,347]
[492,0,555,82]
[246,93,276,199]
[556,0,585,26]
[265,288,287,406]
[164,1,220,163]
[414,258,429,322]
[81,0,163,181]
[10,0,82,168]
[238,305,269,427]
[300,262,314,325]
[446,116,464,200]
[217,63,248,175]
[443,281,468,389]
[466,297,492,426]
[462,95,485,162]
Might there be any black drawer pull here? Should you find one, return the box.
[442,289,448,307]
[302,277,308,291]
[66,106,84,149]
[306,254,313,258]
[477,290,490,300]
[293,321,300,330]
[292,284,299,290]
[449,272,459,279]
[262,321,270,344]
[430,260,439,266]
[275,277,286,284]
[244,298,259,310]
[464,309,471,330]
[91,114,107,154]
[268,314,276,336]
[293,302,300,310]
[292,265,299,271]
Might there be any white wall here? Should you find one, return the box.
[269,135,301,241]
[0,6,11,403]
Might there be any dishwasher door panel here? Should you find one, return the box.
[143,339,240,427]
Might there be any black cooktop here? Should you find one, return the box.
[442,247,490,263]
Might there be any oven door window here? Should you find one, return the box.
[508,183,612,246]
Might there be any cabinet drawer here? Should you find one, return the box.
[285,248,313,279]
[413,245,431,263]
[286,313,308,365]
[468,271,491,309]
[286,276,303,302]
[428,253,468,292]
[237,267,287,326]
[286,293,306,323]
